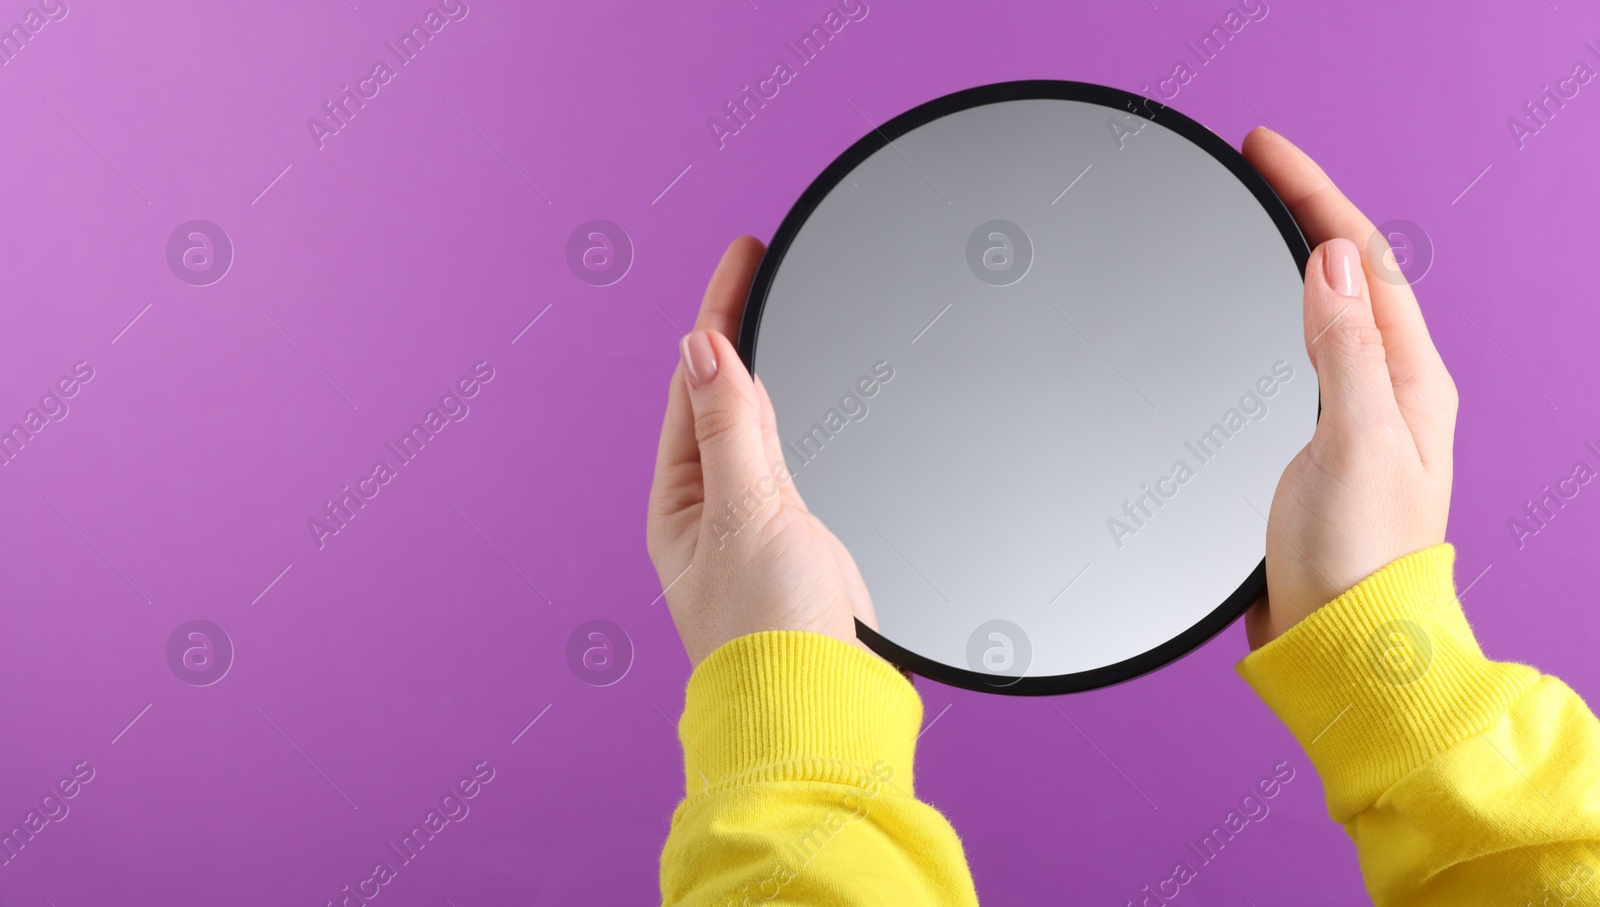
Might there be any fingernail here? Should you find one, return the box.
[1322,237,1364,298]
[681,331,718,389]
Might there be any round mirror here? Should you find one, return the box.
[739,81,1317,694]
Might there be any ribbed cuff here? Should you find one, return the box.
[679,631,923,800]
[1237,543,1540,822]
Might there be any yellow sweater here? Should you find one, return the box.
[659,545,1600,905]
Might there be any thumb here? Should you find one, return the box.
[679,328,771,549]
[1303,237,1399,428]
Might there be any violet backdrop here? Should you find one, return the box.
[0,1,1596,904]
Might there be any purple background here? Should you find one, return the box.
[1,1,1597,904]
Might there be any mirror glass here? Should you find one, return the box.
[740,82,1316,693]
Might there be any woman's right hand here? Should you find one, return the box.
[1241,127,1460,649]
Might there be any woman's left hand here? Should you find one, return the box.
[646,236,885,667]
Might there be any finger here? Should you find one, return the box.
[753,373,808,513]
[1243,127,1456,465]
[680,328,773,550]
[649,239,763,537]
[694,235,766,339]
[648,358,701,524]
[1303,238,1407,439]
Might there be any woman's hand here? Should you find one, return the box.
[1243,127,1459,649]
[646,237,884,667]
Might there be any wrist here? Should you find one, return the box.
[1237,543,1539,820]
[678,630,922,800]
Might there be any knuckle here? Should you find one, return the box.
[645,513,682,566]
[693,405,743,446]
[645,513,668,560]
[1438,371,1460,415]
[1329,320,1387,365]
[645,536,665,569]
[1400,364,1460,419]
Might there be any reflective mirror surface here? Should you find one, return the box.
[740,82,1316,693]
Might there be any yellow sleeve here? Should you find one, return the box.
[659,631,979,906]
[1238,543,1600,905]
